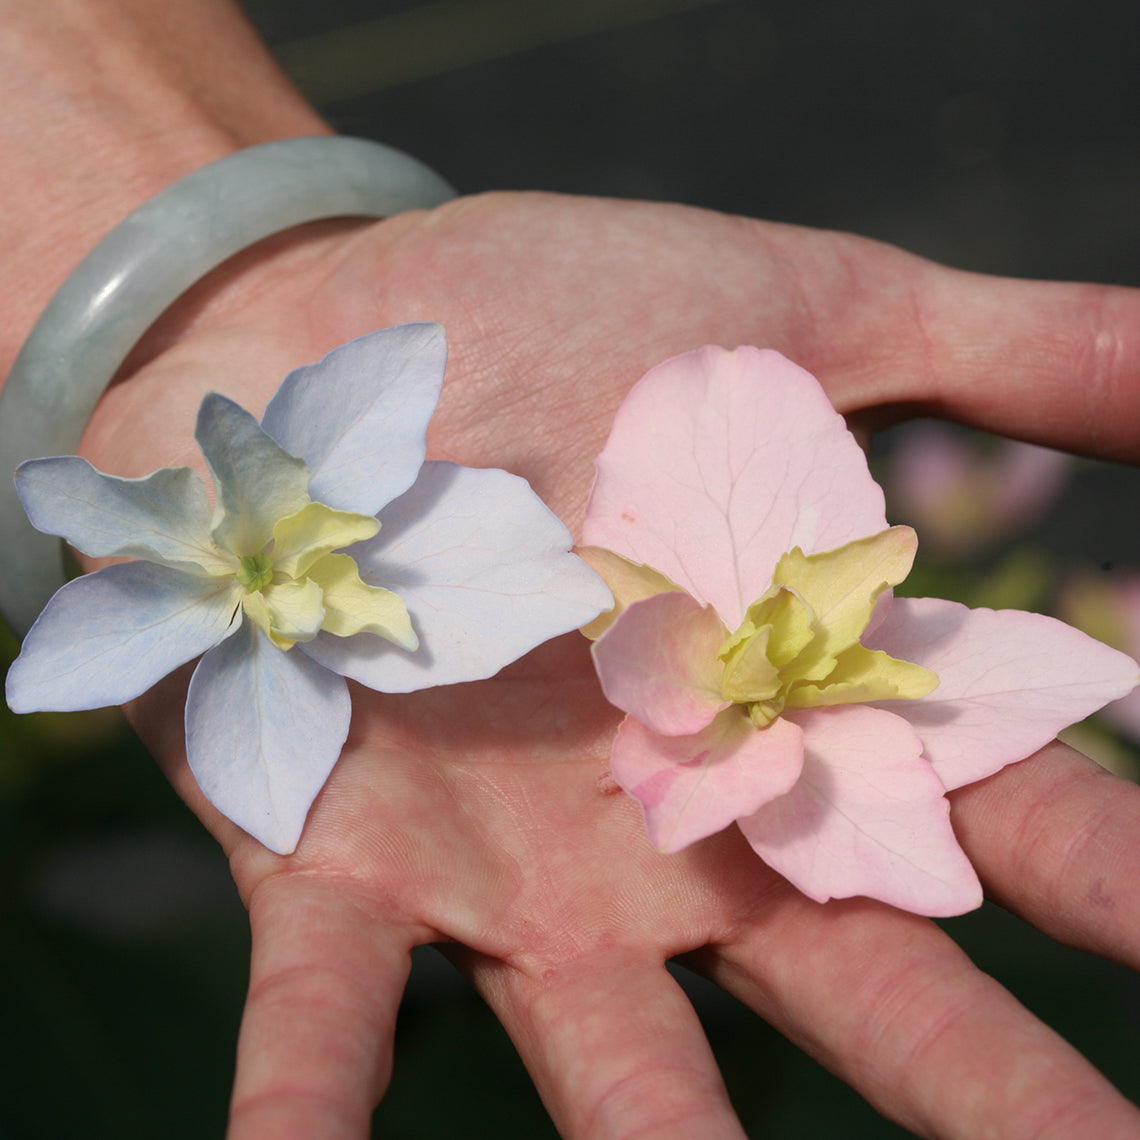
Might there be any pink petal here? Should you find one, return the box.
[740,706,982,916]
[582,347,887,629]
[865,597,1140,790]
[612,710,804,854]
[593,591,730,736]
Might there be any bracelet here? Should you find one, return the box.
[0,136,456,636]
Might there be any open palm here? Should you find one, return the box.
[82,192,1140,1139]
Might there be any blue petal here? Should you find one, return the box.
[185,620,351,854]
[6,562,239,712]
[14,456,229,573]
[260,324,446,516]
[301,462,612,692]
[196,392,311,556]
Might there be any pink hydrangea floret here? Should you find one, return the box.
[582,347,1139,916]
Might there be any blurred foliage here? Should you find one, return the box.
[0,626,249,1139]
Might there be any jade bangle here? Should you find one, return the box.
[0,136,456,636]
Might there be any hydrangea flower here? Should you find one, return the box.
[6,323,610,853]
[580,346,1139,916]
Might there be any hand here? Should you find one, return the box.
[81,192,1140,1138]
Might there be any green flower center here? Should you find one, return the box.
[236,553,273,593]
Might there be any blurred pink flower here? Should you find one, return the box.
[1059,571,1140,746]
[884,421,1071,558]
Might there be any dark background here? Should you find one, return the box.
[3,1,1140,1136]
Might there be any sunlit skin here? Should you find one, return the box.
[67,192,1140,1139]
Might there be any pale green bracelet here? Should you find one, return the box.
[0,136,456,636]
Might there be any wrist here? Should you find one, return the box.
[0,0,328,375]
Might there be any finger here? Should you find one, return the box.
[463,951,747,1140]
[227,876,418,1140]
[788,232,1140,462]
[915,270,1140,462]
[951,739,1140,970]
[700,891,1140,1140]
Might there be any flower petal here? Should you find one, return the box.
[592,591,730,736]
[865,596,1140,790]
[576,546,683,640]
[260,323,447,516]
[720,588,814,701]
[740,706,982,916]
[185,621,351,854]
[6,562,239,712]
[612,709,804,854]
[773,526,917,663]
[14,456,231,574]
[302,461,612,691]
[304,553,417,649]
[785,644,938,709]
[270,502,380,580]
[196,392,311,556]
[260,579,326,643]
[582,347,887,629]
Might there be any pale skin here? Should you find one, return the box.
[6,3,1140,1138]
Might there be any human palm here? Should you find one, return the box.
[80,192,1140,1138]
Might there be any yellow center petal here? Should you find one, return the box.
[716,525,937,721]
[771,525,919,670]
[785,645,938,709]
[270,501,381,579]
[305,553,418,650]
[231,498,414,651]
